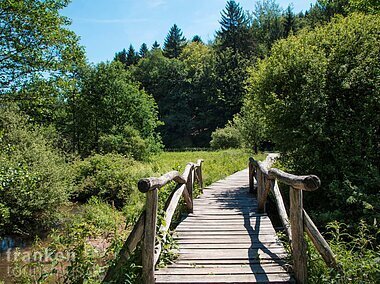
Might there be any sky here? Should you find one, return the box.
[62,0,315,64]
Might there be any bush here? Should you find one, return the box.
[210,125,242,149]
[0,107,71,235]
[71,153,154,209]
[244,13,380,224]
[99,125,150,161]
[308,221,380,283]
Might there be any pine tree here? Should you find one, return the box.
[163,24,187,58]
[192,35,203,43]
[216,0,252,56]
[114,48,127,65]
[139,43,149,58]
[152,41,160,50]
[283,5,296,37]
[126,44,139,66]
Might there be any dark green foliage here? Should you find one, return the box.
[73,61,162,158]
[0,0,85,93]
[126,44,140,66]
[0,108,70,235]
[216,0,254,57]
[71,153,153,209]
[282,5,296,37]
[152,40,161,50]
[163,24,187,58]
[192,35,203,43]
[139,43,149,58]
[210,125,242,149]
[251,0,284,57]
[114,48,128,65]
[244,13,380,224]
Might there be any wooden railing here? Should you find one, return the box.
[249,155,337,283]
[103,159,203,284]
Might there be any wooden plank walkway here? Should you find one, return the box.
[155,169,294,283]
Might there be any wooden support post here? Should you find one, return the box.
[249,160,254,193]
[142,189,158,284]
[186,167,194,213]
[258,176,271,213]
[197,163,203,189]
[290,186,307,284]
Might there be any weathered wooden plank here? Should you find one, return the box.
[155,264,288,275]
[173,259,286,265]
[155,273,294,283]
[176,236,281,243]
[177,242,284,249]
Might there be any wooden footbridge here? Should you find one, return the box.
[104,155,337,284]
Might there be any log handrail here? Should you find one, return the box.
[249,156,336,284]
[103,159,204,284]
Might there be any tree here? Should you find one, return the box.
[163,24,187,58]
[152,41,161,50]
[0,0,84,93]
[139,43,149,58]
[216,0,253,57]
[75,61,162,157]
[114,48,128,65]
[126,44,139,66]
[192,35,203,43]
[283,5,296,37]
[251,0,284,57]
[244,13,380,224]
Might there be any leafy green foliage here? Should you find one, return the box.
[308,221,380,283]
[71,153,154,209]
[74,61,162,157]
[210,124,242,149]
[243,13,380,224]
[0,108,70,235]
[0,0,85,93]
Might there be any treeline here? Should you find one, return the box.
[113,0,355,148]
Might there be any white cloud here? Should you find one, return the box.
[147,0,166,8]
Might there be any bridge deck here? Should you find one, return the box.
[155,169,294,283]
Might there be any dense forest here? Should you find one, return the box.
[0,0,379,283]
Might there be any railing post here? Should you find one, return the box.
[197,162,203,189]
[186,166,194,213]
[258,177,271,213]
[290,186,307,284]
[142,189,158,284]
[249,160,254,193]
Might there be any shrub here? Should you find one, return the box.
[99,125,150,161]
[308,221,380,283]
[244,13,380,224]
[210,124,242,149]
[0,107,71,235]
[71,153,154,209]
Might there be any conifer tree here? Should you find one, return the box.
[192,35,203,43]
[152,41,160,50]
[126,44,139,66]
[216,0,252,56]
[163,24,187,58]
[283,5,296,37]
[139,43,149,58]
[114,48,127,65]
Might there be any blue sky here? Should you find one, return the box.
[62,0,315,64]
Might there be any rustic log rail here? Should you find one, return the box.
[249,156,336,284]
[103,159,203,284]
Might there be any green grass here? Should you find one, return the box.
[148,148,265,187]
